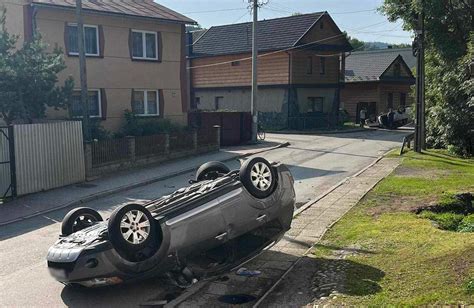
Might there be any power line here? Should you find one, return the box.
[182,8,246,14]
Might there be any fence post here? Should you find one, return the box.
[126,136,136,163]
[193,129,198,152]
[214,125,221,149]
[165,133,170,155]
[84,141,93,178]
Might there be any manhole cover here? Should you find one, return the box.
[218,294,256,304]
[76,183,98,188]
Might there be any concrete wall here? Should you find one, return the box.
[194,88,288,113]
[32,6,187,131]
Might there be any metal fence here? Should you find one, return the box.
[90,129,219,170]
[197,128,218,147]
[135,134,167,157]
[13,122,85,196]
[169,131,194,152]
[0,126,15,198]
[91,138,130,167]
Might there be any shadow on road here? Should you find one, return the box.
[285,164,346,181]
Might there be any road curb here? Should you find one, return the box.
[267,128,371,135]
[0,142,290,227]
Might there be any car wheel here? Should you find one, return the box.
[196,161,230,181]
[240,157,277,199]
[108,204,158,259]
[61,207,103,236]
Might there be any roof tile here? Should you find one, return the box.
[32,0,195,24]
[192,12,325,57]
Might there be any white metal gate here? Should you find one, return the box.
[13,121,85,196]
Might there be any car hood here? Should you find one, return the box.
[47,223,108,263]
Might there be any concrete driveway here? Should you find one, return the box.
[0,129,410,307]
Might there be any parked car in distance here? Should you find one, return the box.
[47,157,296,287]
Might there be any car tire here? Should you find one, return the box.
[240,157,277,199]
[61,207,103,236]
[196,161,230,182]
[108,204,158,260]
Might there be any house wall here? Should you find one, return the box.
[382,57,413,78]
[191,52,290,88]
[193,87,287,113]
[298,14,348,47]
[0,0,29,47]
[193,87,289,129]
[341,82,414,121]
[33,6,187,132]
[295,88,337,114]
[291,51,341,85]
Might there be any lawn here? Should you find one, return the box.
[313,150,474,306]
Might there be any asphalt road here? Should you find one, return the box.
[0,129,410,307]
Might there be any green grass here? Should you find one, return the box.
[314,150,474,306]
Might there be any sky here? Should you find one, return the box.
[157,0,412,44]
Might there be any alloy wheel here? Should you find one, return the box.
[120,210,151,244]
[250,162,272,191]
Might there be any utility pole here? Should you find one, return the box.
[76,0,90,141]
[413,0,425,153]
[420,0,426,150]
[250,0,258,143]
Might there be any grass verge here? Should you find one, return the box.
[314,150,474,306]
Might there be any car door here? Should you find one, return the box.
[165,198,228,254]
[219,186,269,240]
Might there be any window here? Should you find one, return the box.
[132,30,158,60]
[320,57,326,75]
[394,62,401,77]
[320,22,324,29]
[215,96,223,110]
[387,93,394,109]
[400,93,407,106]
[132,90,159,116]
[307,97,324,113]
[306,56,313,74]
[231,61,240,66]
[71,90,101,117]
[67,24,99,56]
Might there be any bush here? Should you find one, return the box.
[457,215,474,233]
[419,211,465,231]
[89,120,111,140]
[120,110,186,137]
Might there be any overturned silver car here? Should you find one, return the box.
[47,157,295,287]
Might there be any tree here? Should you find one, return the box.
[344,32,365,51]
[380,0,474,156]
[0,8,73,125]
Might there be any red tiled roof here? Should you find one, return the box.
[32,0,195,24]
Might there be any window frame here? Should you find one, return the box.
[71,89,102,118]
[387,92,394,109]
[214,96,224,110]
[306,56,313,75]
[400,93,407,106]
[131,29,159,61]
[307,97,324,113]
[67,23,100,57]
[133,90,160,116]
[320,57,326,75]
